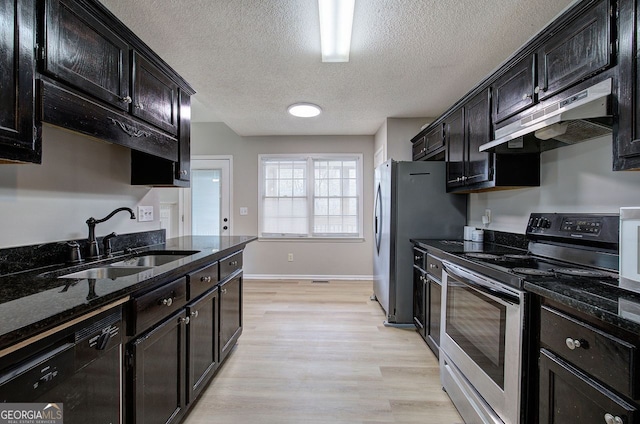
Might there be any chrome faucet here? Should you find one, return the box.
[86,207,136,259]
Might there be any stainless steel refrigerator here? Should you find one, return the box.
[373,160,467,325]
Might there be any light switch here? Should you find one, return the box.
[138,206,153,222]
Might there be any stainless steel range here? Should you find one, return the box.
[438,213,619,424]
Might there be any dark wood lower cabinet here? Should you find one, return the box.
[129,310,187,424]
[539,348,637,423]
[187,287,219,404]
[220,275,242,362]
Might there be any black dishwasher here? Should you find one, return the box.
[0,305,123,424]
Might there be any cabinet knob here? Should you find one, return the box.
[604,413,624,424]
[534,86,540,94]
[522,93,533,100]
[429,264,438,269]
[191,310,199,319]
[414,255,420,261]
[120,96,132,104]
[565,337,586,350]
[179,316,190,325]
[221,288,228,294]
[200,276,212,283]
[181,170,188,176]
[162,297,173,307]
[134,103,144,110]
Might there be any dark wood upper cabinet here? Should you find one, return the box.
[132,52,178,135]
[411,123,445,161]
[43,0,130,111]
[0,0,39,164]
[464,89,492,187]
[444,107,464,190]
[492,55,536,124]
[36,0,195,186]
[536,0,612,101]
[614,0,640,170]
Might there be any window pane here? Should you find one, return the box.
[262,156,360,237]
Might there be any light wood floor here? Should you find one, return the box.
[183,279,463,424]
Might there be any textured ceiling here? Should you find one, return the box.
[98,0,577,136]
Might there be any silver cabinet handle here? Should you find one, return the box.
[134,103,144,110]
[162,298,173,307]
[604,413,623,424]
[565,337,582,350]
[414,255,420,261]
[221,288,227,294]
[120,96,132,104]
[181,170,188,176]
[191,310,199,318]
[429,264,438,269]
[200,276,212,283]
[179,316,190,324]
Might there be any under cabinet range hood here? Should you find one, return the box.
[480,78,612,153]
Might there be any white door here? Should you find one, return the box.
[185,157,232,236]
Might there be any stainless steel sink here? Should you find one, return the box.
[110,253,191,267]
[59,266,153,279]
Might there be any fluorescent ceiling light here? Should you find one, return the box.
[288,103,322,117]
[318,0,355,62]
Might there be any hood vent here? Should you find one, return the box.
[480,78,612,153]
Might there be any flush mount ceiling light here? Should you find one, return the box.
[288,103,322,118]
[318,0,355,62]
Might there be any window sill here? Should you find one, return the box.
[257,237,365,243]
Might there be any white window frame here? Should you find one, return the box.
[258,153,364,240]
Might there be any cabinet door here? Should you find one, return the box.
[536,0,611,101]
[426,277,441,357]
[492,55,536,123]
[43,0,130,111]
[0,0,38,163]
[219,275,242,361]
[412,135,426,161]
[539,349,637,424]
[445,107,465,190]
[464,89,493,186]
[413,267,426,339]
[187,288,218,404]
[425,124,444,155]
[132,52,179,135]
[177,91,191,181]
[131,311,187,424]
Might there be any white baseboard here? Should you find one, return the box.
[243,274,373,281]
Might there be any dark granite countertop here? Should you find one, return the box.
[524,279,640,334]
[0,235,256,351]
[412,237,640,334]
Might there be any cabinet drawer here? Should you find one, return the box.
[540,305,636,398]
[131,277,187,335]
[188,261,219,300]
[413,247,426,269]
[219,251,242,282]
[426,254,443,280]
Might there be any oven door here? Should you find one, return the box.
[440,260,525,424]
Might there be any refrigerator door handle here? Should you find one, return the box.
[374,184,382,253]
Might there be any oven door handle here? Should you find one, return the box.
[441,260,520,305]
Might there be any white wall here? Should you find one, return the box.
[469,135,640,233]
[191,122,375,279]
[374,118,430,162]
[0,125,160,248]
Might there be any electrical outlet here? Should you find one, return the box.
[482,209,491,226]
[288,253,293,262]
[138,206,153,222]
[240,207,248,216]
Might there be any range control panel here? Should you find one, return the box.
[526,213,619,245]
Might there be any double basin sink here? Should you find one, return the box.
[58,251,199,280]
